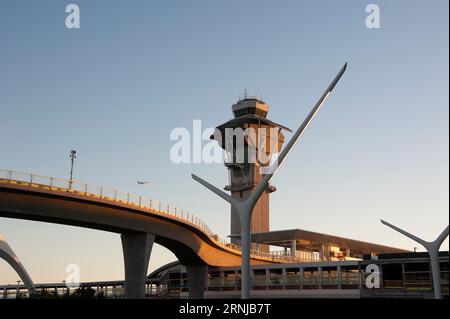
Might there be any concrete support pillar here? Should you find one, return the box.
[220,271,224,289]
[186,264,207,299]
[319,244,325,261]
[345,248,351,258]
[291,240,297,257]
[318,267,323,289]
[299,268,304,290]
[429,250,443,299]
[337,266,342,290]
[379,263,384,289]
[121,232,155,299]
[401,262,406,288]
[357,265,362,289]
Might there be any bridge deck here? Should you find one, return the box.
[0,169,303,266]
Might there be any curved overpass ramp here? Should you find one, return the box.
[0,170,295,298]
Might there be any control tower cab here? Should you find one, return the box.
[212,97,291,251]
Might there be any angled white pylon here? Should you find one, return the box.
[0,234,35,296]
[192,63,347,299]
[381,220,449,299]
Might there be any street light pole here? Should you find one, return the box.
[69,150,76,189]
[192,63,347,299]
[16,280,21,297]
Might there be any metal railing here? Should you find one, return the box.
[0,169,305,263]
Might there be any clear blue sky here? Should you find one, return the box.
[0,0,448,284]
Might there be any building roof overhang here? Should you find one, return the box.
[229,228,409,255]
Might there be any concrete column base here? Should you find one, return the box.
[121,232,155,299]
[187,264,207,299]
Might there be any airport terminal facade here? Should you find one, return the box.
[148,252,449,299]
[2,252,448,299]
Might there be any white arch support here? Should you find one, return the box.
[381,220,449,299]
[0,234,35,296]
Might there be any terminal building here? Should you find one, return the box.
[146,251,449,299]
[2,252,447,299]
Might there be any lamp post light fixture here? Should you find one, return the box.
[381,220,449,299]
[69,150,76,189]
[192,63,347,299]
[16,280,21,296]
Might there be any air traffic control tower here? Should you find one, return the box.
[212,98,291,252]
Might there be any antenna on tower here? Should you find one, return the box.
[244,89,247,99]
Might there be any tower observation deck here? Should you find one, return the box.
[211,98,292,251]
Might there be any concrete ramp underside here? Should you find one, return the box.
[0,182,275,267]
